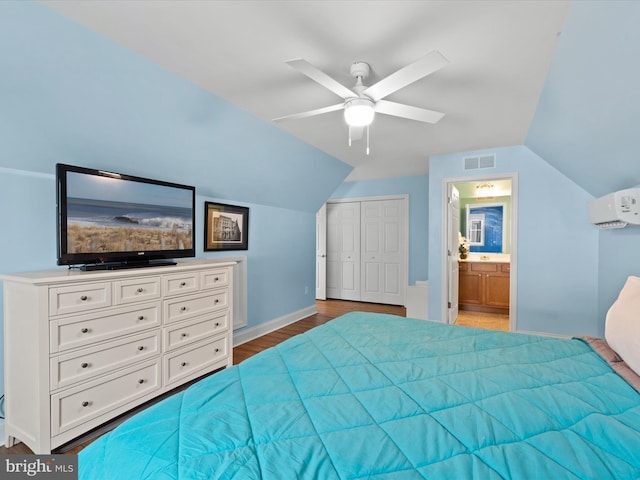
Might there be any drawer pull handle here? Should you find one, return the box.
[180,306,187,312]
[214,299,219,304]
[138,379,145,384]
[181,362,187,367]
[138,315,144,321]
[181,333,187,338]
[214,277,219,282]
[138,346,144,351]
[137,288,144,293]
[80,295,88,301]
[82,401,89,407]
[215,348,220,353]
[215,322,220,327]
[81,362,89,369]
[81,328,89,334]
[180,282,187,287]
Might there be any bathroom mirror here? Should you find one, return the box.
[465,203,505,253]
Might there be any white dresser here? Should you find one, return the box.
[1,259,235,454]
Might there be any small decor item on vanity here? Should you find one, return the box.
[204,202,249,251]
[458,232,470,259]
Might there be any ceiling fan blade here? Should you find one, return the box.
[375,100,445,124]
[286,58,356,100]
[363,51,450,102]
[272,103,344,122]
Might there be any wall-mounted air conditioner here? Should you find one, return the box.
[588,188,640,229]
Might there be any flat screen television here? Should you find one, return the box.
[56,163,196,270]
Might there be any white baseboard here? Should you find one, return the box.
[406,281,428,320]
[232,305,318,347]
[517,330,571,339]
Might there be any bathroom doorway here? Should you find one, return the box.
[443,174,517,332]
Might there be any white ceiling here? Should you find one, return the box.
[43,0,570,182]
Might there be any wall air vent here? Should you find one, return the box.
[464,154,496,170]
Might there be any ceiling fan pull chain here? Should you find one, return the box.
[366,124,370,155]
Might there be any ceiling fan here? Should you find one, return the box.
[273,51,450,154]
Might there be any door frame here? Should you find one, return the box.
[441,173,518,331]
[447,184,460,324]
[319,194,409,306]
[315,203,327,300]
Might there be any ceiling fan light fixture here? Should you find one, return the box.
[344,98,375,127]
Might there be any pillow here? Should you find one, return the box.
[605,275,640,375]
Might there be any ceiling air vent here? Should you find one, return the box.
[464,154,496,170]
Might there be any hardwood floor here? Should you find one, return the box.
[0,299,405,456]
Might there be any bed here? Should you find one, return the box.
[78,308,640,479]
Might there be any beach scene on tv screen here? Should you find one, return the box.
[66,171,193,254]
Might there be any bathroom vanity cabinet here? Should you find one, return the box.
[458,261,510,314]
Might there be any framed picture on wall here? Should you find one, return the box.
[204,202,249,251]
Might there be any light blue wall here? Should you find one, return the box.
[526,0,640,199]
[0,2,351,211]
[330,175,429,285]
[428,146,601,337]
[0,2,351,397]
[597,229,640,327]
[526,0,640,328]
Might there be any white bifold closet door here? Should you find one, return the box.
[326,202,361,301]
[326,199,405,305]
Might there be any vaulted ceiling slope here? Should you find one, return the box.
[527,1,640,198]
[42,0,570,182]
[1,1,352,213]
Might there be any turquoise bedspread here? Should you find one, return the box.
[79,312,640,479]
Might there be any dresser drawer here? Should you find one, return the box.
[49,282,112,316]
[164,290,228,324]
[114,277,161,305]
[200,269,229,290]
[51,331,161,390]
[164,311,229,351]
[51,359,161,435]
[164,336,228,386]
[163,272,199,296]
[50,303,161,353]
